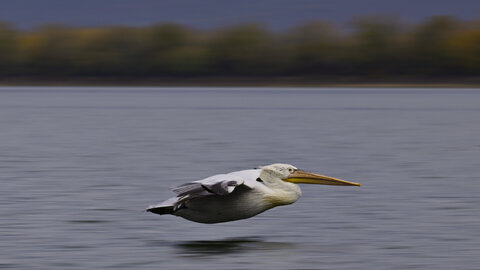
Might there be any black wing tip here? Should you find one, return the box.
[146,206,174,215]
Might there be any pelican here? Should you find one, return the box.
[146,163,360,224]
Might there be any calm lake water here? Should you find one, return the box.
[1,87,479,269]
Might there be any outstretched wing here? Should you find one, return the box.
[170,173,246,210]
[147,169,261,214]
[172,174,243,196]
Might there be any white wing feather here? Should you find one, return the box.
[155,169,261,211]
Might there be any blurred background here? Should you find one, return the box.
[1,0,480,85]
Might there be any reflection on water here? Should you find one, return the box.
[1,87,480,269]
[174,237,295,257]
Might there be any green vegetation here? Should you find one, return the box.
[1,16,480,84]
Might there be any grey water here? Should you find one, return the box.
[1,87,479,270]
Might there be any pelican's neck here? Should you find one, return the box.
[259,171,302,207]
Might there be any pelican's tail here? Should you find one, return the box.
[146,205,174,215]
[146,197,177,215]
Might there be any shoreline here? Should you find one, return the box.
[1,77,480,88]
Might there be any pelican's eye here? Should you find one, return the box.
[288,168,294,173]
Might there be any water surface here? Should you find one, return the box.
[1,87,479,269]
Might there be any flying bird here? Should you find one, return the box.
[146,163,361,224]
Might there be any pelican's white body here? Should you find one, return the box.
[148,165,303,223]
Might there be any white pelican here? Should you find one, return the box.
[147,163,360,223]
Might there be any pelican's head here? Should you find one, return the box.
[258,163,360,207]
[260,163,361,187]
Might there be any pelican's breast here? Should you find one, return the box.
[264,189,301,207]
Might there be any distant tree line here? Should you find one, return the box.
[1,16,480,80]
